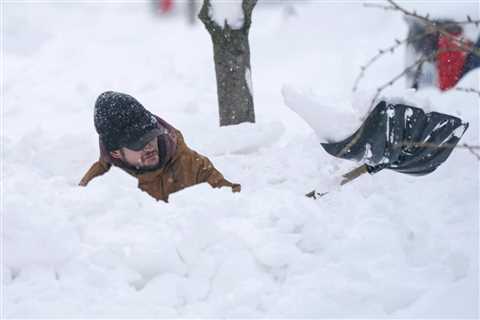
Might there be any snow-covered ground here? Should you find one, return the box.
[3,1,479,318]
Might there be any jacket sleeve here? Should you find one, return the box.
[175,132,239,190]
[191,149,236,188]
[79,160,112,186]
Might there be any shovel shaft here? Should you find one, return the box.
[306,164,370,199]
[340,164,369,185]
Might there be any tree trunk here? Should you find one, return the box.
[199,0,256,126]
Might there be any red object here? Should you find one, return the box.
[159,0,173,13]
[436,32,471,91]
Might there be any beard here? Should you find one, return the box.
[138,151,160,170]
[120,150,161,172]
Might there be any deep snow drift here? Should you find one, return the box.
[3,1,479,318]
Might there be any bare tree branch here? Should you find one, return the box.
[352,30,435,92]
[398,141,479,150]
[368,52,435,109]
[397,141,480,160]
[356,1,480,107]
[454,87,480,96]
[464,144,480,160]
[363,3,395,11]
[364,2,480,26]
[386,0,480,57]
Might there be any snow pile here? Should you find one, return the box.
[195,121,285,156]
[282,85,370,142]
[209,0,244,29]
[3,2,479,318]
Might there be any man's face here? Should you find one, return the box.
[112,136,160,170]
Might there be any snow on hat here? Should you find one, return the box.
[94,91,161,152]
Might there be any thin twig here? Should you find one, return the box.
[369,52,435,109]
[453,20,480,26]
[386,0,480,57]
[465,144,480,160]
[353,31,435,92]
[367,44,469,109]
[364,3,480,26]
[363,3,395,11]
[398,141,480,160]
[398,141,480,150]
[349,53,437,160]
[454,87,480,96]
[359,0,480,95]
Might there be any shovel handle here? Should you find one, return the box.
[306,164,370,199]
[340,164,369,185]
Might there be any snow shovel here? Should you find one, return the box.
[306,101,469,199]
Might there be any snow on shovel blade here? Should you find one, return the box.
[321,101,469,175]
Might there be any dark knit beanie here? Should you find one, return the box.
[94,91,160,152]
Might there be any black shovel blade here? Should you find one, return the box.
[321,101,469,175]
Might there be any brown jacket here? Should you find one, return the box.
[79,121,240,202]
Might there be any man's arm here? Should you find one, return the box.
[78,160,111,186]
[175,131,241,193]
[190,149,241,192]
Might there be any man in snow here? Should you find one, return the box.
[79,91,240,202]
